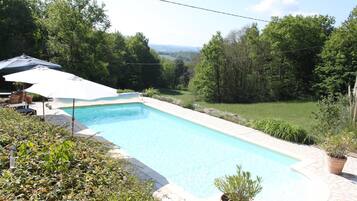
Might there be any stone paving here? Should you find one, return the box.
[29,97,357,201]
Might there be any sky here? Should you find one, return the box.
[97,0,356,47]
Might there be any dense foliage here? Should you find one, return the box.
[191,14,336,102]
[190,32,226,102]
[253,119,313,144]
[214,165,262,201]
[312,94,357,153]
[262,15,334,98]
[161,58,191,89]
[312,95,351,136]
[315,7,357,95]
[0,109,155,200]
[0,0,38,59]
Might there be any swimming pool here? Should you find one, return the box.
[63,103,314,200]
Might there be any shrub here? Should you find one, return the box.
[214,165,262,201]
[180,98,195,109]
[312,95,351,137]
[117,88,135,93]
[0,108,155,201]
[321,131,356,159]
[253,119,313,144]
[143,88,159,97]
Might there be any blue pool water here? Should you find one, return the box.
[63,103,313,200]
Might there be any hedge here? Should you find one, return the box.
[253,119,314,145]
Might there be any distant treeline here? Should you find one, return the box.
[191,7,357,102]
[1,0,356,102]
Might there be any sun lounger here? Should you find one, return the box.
[6,102,27,109]
[2,102,36,115]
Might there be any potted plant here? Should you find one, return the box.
[321,131,356,175]
[214,165,262,201]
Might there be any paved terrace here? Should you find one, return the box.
[29,97,357,201]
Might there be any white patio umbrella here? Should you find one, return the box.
[25,76,118,136]
[3,65,75,119]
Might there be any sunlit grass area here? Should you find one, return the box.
[158,89,318,132]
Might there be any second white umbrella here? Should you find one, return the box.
[26,76,118,135]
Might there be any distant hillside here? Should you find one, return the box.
[158,51,199,63]
[150,44,200,53]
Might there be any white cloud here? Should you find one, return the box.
[250,0,300,17]
[282,0,298,6]
[251,0,276,13]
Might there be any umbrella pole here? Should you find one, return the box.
[71,98,75,137]
[42,97,45,121]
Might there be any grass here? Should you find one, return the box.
[158,88,196,102]
[158,89,318,132]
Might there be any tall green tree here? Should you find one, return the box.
[0,0,37,59]
[161,58,176,88]
[125,33,162,89]
[43,0,110,83]
[262,15,335,98]
[315,6,357,95]
[223,24,273,102]
[173,59,189,88]
[161,58,191,89]
[105,32,128,88]
[191,32,225,102]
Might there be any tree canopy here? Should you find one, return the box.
[315,6,357,95]
[261,15,335,98]
[0,0,37,59]
[190,14,343,102]
[190,32,225,102]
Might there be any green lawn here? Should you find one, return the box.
[158,89,318,131]
[158,88,196,102]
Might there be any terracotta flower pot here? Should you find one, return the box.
[327,155,347,175]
